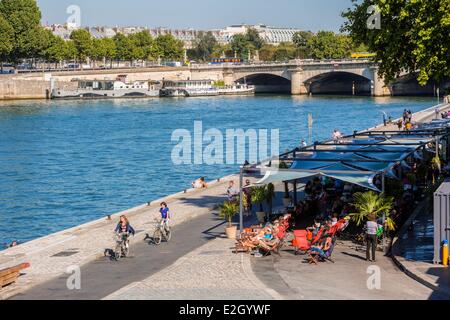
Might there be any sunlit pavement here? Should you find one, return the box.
[251,241,449,300]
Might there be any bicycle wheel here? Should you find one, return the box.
[123,243,130,258]
[164,230,172,242]
[153,229,162,245]
[114,244,122,261]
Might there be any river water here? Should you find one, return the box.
[0,95,435,245]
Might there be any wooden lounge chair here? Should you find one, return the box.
[0,263,30,289]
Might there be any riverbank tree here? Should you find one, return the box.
[190,31,218,62]
[0,13,13,64]
[342,0,450,85]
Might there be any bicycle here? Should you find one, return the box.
[153,219,172,245]
[114,232,131,260]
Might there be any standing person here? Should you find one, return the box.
[243,179,253,216]
[435,107,440,119]
[366,214,380,262]
[159,202,171,232]
[397,119,403,131]
[226,181,239,202]
[403,109,408,123]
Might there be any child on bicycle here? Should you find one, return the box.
[115,215,136,236]
[159,202,171,232]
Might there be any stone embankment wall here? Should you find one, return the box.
[0,76,77,100]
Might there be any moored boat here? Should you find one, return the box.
[51,75,161,99]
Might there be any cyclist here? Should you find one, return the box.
[115,215,136,239]
[159,202,171,233]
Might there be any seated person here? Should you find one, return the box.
[258,227,281,251]
[192,177,208,189]
[309,219,322,238]
[310,237,334,258]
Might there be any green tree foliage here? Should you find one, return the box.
[0,0,42,61]
[245,27,265,50]
[113,33,134,62]
[210,43,233,59]
[292,31,314,58]
[70,29,93,62]
[342,0,450,85]
[308,31,353,59]
[42,30,68,64]
[259,44,277,61]
[192,31,217,61]
[129,30,154,60]
[350,191,396,231]
[101,37,117,66]
[230,34,250,59]
[153,34,184,61]
[65,40,77,61]
[0,13,13,60]
[274,42,297,61]
[231,28,266,59]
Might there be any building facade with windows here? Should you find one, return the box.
[46,23,303,47]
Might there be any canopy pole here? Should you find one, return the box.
[239,166,244,235]
[381,172,387,253]
[293,180,298,204]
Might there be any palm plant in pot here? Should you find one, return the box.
[350,191,396,232]
[219,200,239,239]
[252,186,267,224]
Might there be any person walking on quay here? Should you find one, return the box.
[366,213,380,262]
[226,181,239,202]
[243,179,253,216]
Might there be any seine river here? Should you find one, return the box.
[0,95,435,245]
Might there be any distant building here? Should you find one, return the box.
[45,23,303,47]
[215,24,303,45]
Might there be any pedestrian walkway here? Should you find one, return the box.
[104,237,281,300]
[392,202,450,297]
[0,175,237,300]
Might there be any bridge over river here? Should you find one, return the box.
[2,60,447,100]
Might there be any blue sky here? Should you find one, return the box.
[37,0,354,31]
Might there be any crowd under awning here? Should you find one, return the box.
[237,119,450,233]
[252,132,441,193]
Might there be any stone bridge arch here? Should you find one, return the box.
[302,71,373,95]
[233,72,292,93]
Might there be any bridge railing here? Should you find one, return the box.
[190,59,375,69]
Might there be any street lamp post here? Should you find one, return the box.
[239,166,244,235]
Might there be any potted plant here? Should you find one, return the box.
[252,186,267,224]
[350,191,396,232]
[219,201,239,239]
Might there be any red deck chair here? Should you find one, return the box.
[292,230,311,254]
[326,219,349,237]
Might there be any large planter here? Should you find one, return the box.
[225,226,237,239]
[256,211,266,224]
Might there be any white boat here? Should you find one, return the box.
[160,80,255,97]
[160,80,219,97]
[51,75,161,99]
[217,84,255,96]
